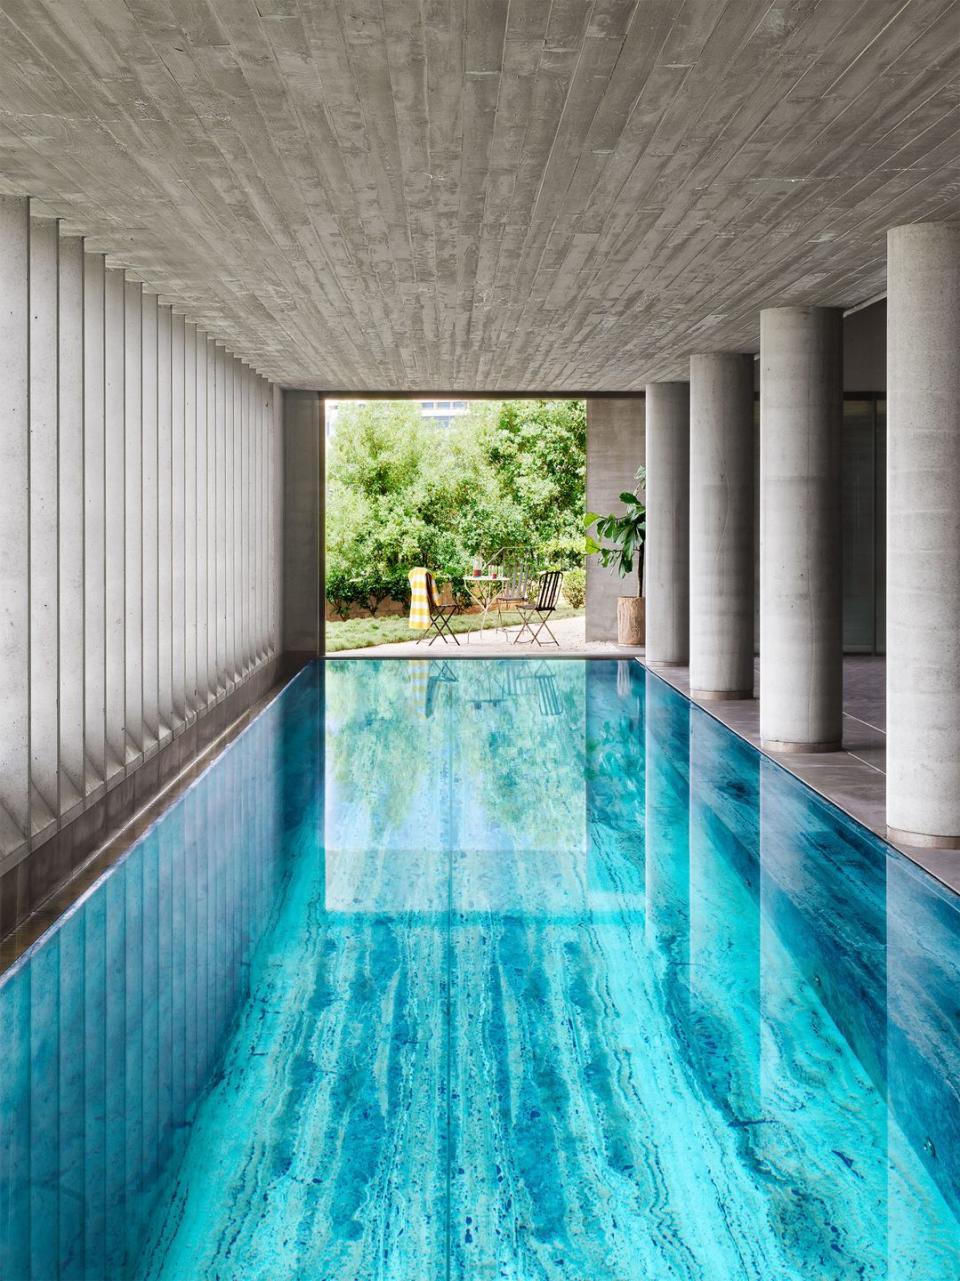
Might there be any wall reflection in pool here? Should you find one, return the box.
[0,659,957,1281]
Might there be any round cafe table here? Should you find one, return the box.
[461,575,505,639]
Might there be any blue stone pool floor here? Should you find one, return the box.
[1,659,958,1280]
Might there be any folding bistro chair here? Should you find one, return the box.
[493,553,535,635]
[513,570,563,646]
[417,570,460,646]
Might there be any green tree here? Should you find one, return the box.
[325,398,587,614]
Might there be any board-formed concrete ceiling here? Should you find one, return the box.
[0,0,957,391]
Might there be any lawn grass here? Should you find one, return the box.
[326,606,584,652]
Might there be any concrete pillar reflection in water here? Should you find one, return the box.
[759,306,842,752]
[584,662,645,902]
[687,712,760,1122]
[884,855,960,1264]
[758,758,888,1271]
[886,223,960,844]
[643,672,690,973]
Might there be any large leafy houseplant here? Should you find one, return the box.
[584,466,646,644]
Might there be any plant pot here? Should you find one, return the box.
[617,595,645,647]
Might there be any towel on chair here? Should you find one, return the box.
[408,567,431,630]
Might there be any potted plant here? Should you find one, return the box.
[585,465,646,646]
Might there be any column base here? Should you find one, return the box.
[647,659,688,669]
[691,688,754,702]
[886,825,960,850]
[761,737,842,754]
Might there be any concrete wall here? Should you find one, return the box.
[282,391,324,659]
[585,397,645,641]
[0,196,283,878]
[844,300,886,391]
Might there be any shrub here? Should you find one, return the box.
[563,566,585,609]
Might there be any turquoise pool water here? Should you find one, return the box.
[1,659,958,1280]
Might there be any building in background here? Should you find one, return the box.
[325,398,469,436]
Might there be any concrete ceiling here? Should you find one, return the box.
[0,0,957,391]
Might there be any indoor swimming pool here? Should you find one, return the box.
[0,658,957,1280]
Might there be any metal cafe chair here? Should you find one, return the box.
[513,570,563,646]
[493,552,536,635]
[416,570,460,646]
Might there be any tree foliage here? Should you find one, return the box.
[326,399,586,613]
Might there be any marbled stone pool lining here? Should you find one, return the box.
[1,660,958,1280]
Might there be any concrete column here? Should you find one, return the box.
[224,352,236,690]
[83,251,106,791]
[232,358,243,681]
[59,234,85,818]
[195,330,209,709]
[183,322,197,720]
[171,311,186,729]
[104,266,125,779]
[206,338,218,703]
[254,374,264,663]
[887,223,960,844]
[214,344,227,694]
[645,382,690,666]
[124,280,143,768]
[282,390,323,659]
[157,304,173,738]
[759,306,842,752]
[272,384,284,655]
[141,293,160,756]
[585,398,645,641]
[689,353,755,699]
[0,196,30,856]
[29,216,60,837]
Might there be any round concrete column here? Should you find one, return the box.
[887,223,960,846]
[646,381,690,666]
[759,307,842,752]
[689,353,755,699]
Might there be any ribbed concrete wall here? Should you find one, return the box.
[0,196,284,870]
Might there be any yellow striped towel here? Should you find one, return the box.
[408,567,431,630]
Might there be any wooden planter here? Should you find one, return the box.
[617,596,645,646]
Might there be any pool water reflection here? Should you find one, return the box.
[0,659,957,1280]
